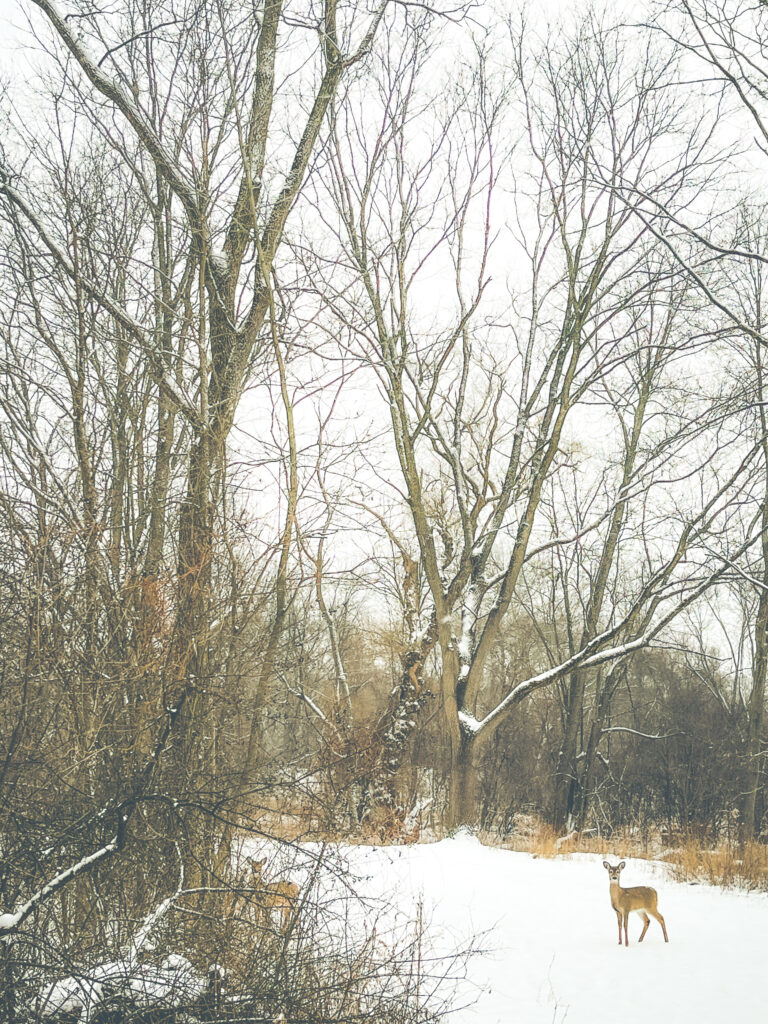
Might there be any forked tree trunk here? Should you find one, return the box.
[444,720,481,831]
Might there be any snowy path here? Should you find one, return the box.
[333,834,768,1024]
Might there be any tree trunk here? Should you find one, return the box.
[445,732,480,831]
[575,664,625,833]
[167,426,217,885]
[1,938,15,1023]
[553,670,585,832]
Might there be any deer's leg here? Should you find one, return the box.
[651,910,669,942]
[616,911,623,945]
[639,913,650,942]
[623,913,629,946]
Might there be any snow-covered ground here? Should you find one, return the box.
[279,833,768,1024]
[38,833,768,1022]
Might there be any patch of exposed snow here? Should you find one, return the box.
[38,956,207,1020]
[38,975,104,1019]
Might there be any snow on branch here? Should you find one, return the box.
[602,727,683,741]
[342,0,390,68]
[0,701,184,938]
[0,834,120,937]
[472,633,651,738]
[699,543,768,594]
[457,580,481,685]
[471,523,766,741]
[127,844,184,964]
[290,686,329,724]
[458,710,481,736]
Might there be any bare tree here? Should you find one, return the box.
[546,271,712,830]
[705,205,768,838]
[311,11,764,827]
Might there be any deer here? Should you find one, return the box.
[247,857,300,933]
[603,860,669,946]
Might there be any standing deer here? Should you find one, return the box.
[247,857,299,933]
[603,860,669,946]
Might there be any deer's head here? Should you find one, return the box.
[602,860,626,881]
[247,857,267,884]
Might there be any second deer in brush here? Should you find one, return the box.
[247,857,299,933]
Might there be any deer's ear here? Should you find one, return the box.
[618,860,626,870]
[602,861,610,869]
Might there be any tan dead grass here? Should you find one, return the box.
[661,840,768,891]
[479,814,654,860]
[481,815,768,892]
[245,804,768,892]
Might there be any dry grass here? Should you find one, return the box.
[661,840,768,891]
[480,814,654,860]
[247,804,768,893]
[480,815,768,892]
